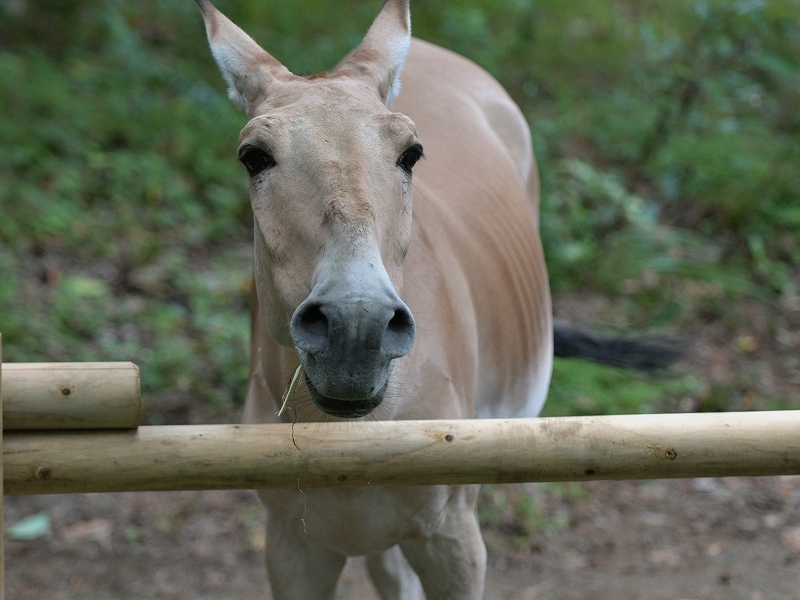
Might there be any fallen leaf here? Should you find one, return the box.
[564,550,588,571]
[648,548,683,567]
[7,512,51,541]
[704,542,723,557]
[762,513,784,530]
[62,519,113,549]
[511,584,546,600]
[780,526,800,554]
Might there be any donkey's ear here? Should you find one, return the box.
[196,0,291,114]
[338,0,411,105]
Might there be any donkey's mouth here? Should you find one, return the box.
[305,375,386,419]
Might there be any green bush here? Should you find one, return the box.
[1,0,797,414]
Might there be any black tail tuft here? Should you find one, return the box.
[553,319,683,373]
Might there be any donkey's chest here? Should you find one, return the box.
[259,484,451,555]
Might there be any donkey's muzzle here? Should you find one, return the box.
[290,292,415,415]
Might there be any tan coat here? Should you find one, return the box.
[198,1,552,598]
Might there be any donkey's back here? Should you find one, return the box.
[393,39,552,422]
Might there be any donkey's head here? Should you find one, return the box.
[198,0,419,418]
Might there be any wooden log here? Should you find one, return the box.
[4,411,800,495]
[2,362,140,430]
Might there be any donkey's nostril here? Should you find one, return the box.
[292,298,415,361]
[291,303,329,354]
[383,305,416,358]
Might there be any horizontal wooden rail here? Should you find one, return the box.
[1,362,140,430]
[5,411,800,495]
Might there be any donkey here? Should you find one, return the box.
[196,1,675,598]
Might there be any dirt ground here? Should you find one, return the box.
[5,474,800,599]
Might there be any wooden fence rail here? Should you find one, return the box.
[4,412,800,496]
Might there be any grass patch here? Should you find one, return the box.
[544,358,699,417]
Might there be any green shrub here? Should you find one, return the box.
[1,0,796,414]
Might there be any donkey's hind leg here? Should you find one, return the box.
[366,544,424,600]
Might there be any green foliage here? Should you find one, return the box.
[0,0,797,415]
[478,485,547,536]
[0,47,249,258]
[541,158,768,304]
[523,0,800,295]
[543,358,699,417]
[0,3,252,408]
[477,482,589,544]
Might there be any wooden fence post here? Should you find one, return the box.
[1,333,5,600]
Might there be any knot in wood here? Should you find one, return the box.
[35,466,53,480]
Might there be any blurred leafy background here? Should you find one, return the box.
[0,0,798,421]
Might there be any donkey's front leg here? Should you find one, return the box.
[399,485,487,600]
[264,513,346,600]
[367,543,425,600]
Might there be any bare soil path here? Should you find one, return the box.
[6,475,800,599]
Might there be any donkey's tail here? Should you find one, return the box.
[553,319,683,372]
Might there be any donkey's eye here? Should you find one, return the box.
[239,147,276,177]
[397,144,424,176]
